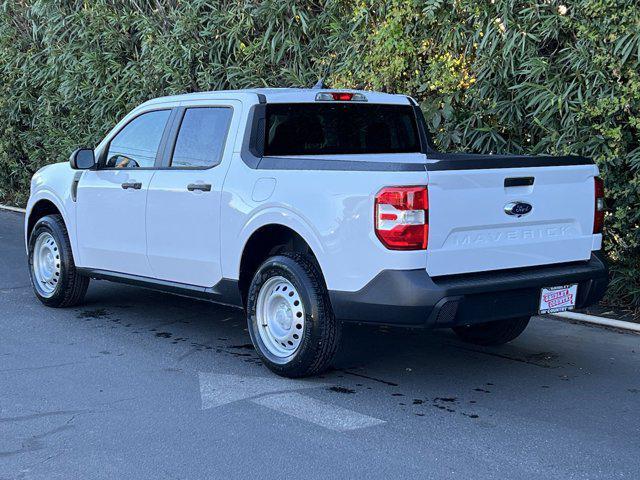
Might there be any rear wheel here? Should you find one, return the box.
[28,214,89,307]
[452,316,531,346]
[246,253,341,377]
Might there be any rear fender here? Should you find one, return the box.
[232,207,327,282]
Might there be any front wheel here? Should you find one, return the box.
[28,214,89,307]
[246,253,341,378]
[452,316,531,346]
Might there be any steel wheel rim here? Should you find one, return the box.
[32,232,61,298]
[256,276,305,358]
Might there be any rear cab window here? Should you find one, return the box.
[264,103,421,156]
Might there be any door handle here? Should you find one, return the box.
[187,183,211,192]
[121,182,142,190]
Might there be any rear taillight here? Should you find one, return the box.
[375,186,429,250]
[594,176,605,234]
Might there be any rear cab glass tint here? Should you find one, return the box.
[264,103,420,156]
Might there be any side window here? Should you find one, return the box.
[170,107,233,168]
[105,110,171,168]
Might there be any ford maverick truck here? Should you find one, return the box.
[25,88,608,377]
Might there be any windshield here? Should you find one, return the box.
[264,103,420,156]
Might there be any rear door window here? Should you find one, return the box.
[264,103,420,156]
[170,107,233,168]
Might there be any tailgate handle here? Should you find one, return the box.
[505,177,534,187]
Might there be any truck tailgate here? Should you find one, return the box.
[426,163,597,277]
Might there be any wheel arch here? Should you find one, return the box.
[237,222,324,307]
[24,191,80,263]
[26,196,65,242]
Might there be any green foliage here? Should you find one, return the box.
[0,0,638,307]
[0,0,346,201]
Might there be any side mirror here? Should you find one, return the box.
[70,148,95,170]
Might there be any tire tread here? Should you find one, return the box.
[280,252,340,376]
[247,251,341,377]
[29,214,89,307]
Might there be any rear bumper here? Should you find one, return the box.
[329,253,609,328]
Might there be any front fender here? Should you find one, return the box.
[25,190,69,243]
[25,163,78,262]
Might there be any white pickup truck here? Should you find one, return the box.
[25,88,608,377]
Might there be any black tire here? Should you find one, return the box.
[246,252,341,378]
[452,316,531,346]
[28,214,89,307]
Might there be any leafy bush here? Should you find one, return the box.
[0,0,638,308]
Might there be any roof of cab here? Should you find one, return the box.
[140,88,413,108]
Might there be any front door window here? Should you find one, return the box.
[105,109,171,168]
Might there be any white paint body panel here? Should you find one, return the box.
[25,87,602,297]
[221,153,428,291]
[76,169,156,276]
[26,163,80,263]
[144,99,242,286]
[425,164,598,276]
[145,169,223,285]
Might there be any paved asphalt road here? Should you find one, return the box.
[0,209,638,479]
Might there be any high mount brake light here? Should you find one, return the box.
[594,176,605,234]
[375,186,429,250]
[315,92,367,102]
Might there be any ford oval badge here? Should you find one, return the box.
[504,201,532,217]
